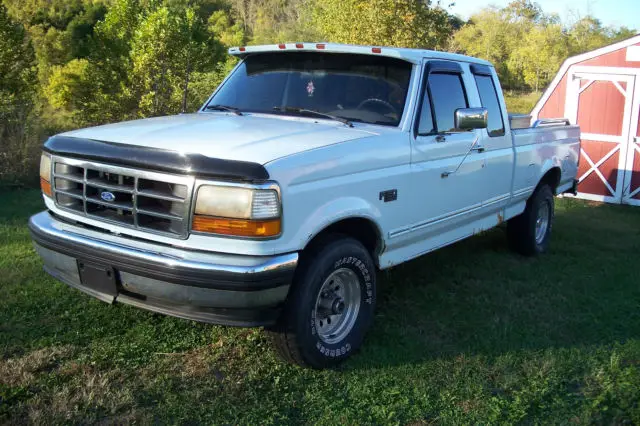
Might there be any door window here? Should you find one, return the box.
[417,72,468,135]
[417,91,435,135]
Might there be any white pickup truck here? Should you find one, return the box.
[30,43,580,368]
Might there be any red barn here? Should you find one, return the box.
[532,34,640,205]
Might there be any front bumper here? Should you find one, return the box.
[28,211,298,326]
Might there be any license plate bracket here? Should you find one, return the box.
[77,260,118,298]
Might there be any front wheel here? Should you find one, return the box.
[267,236,376,368]
[507,184,555,256]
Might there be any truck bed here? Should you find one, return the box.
[510,118,581,214]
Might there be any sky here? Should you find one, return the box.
[449,0,639,30]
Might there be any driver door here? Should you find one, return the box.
[407,60,489,242]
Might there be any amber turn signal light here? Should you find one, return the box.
[40,177,52,197]
[192,215,281,237]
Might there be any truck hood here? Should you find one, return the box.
[61,113,376,165]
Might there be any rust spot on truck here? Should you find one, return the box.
[497,212,504,225]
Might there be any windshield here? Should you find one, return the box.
[206,52,413,127]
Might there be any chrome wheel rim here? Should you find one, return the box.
[535,201,550,244]
[314,268,361,344]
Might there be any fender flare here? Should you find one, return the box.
[292,196,384,252]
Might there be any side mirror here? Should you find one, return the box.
[454,107,488,131]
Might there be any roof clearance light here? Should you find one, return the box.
[278,43,286,49]
[239,46,246,52]
[316,43,326,49]
[372,47,382,54]
[295,43,304,48]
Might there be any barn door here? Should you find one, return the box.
[566,69,636,203]
[621,81,640,205]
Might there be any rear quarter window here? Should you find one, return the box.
[474,75,505,137]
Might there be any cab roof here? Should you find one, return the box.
[228,42,493,67]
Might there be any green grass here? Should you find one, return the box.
[504,91,542,114]
[1,190,639,424]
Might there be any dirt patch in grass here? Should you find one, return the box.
[155,340,224,379]
[0,346,75,388]
[9,364,148,425]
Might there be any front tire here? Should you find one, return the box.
[507,184,555,256]
[268,236,376,368]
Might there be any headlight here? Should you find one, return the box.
[192,185,281,237]
[40,153,52,197]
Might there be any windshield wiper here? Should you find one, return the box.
[204,104,243,116]
[273,106,353,127]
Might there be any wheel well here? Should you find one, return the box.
[539,167,561,194]
[304,218,382,262]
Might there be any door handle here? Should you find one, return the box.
[471,145,485,153]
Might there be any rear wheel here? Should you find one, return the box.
[268,236,376,368]
[507,184,554,256]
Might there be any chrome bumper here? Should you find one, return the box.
[29,211,298,326]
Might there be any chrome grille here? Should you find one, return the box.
[51,156,195,239]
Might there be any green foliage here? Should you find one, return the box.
[511,24,568,91]
[450,8,512,82]
[313,0,453,49]
[0,4,36,120]
[451,0,636,91]
[504,91,541,114]
[0,3,40,184]
[208,9,245,46]
[0,0,637,184]
[228,0,318,44]
[130,5,222,116]
[568,17,636,56]
[41,0,226,126]
[44,59,93,126]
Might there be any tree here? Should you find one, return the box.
[313,0,453,49]
[452,1,637,92]
[44,59,94,126]
[0,3,36,121]
[0,3,38,182]
[567,16,636,56]
[452,1,566,91]
[208,9,246,47]
[450,7,512,83]
[3,0,108,84]
[42,0,143,127]
[511,24,568,91]
[224,0,318,44]
[130,4,223,116]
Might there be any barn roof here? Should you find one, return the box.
[532,33,640,118]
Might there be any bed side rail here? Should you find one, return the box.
[532,118,571,128]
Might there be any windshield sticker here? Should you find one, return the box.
[306,81,315,97]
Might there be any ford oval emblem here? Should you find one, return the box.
[100,191,116,202]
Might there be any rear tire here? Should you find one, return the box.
[267,236,376,368]
[507,184,554,256]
